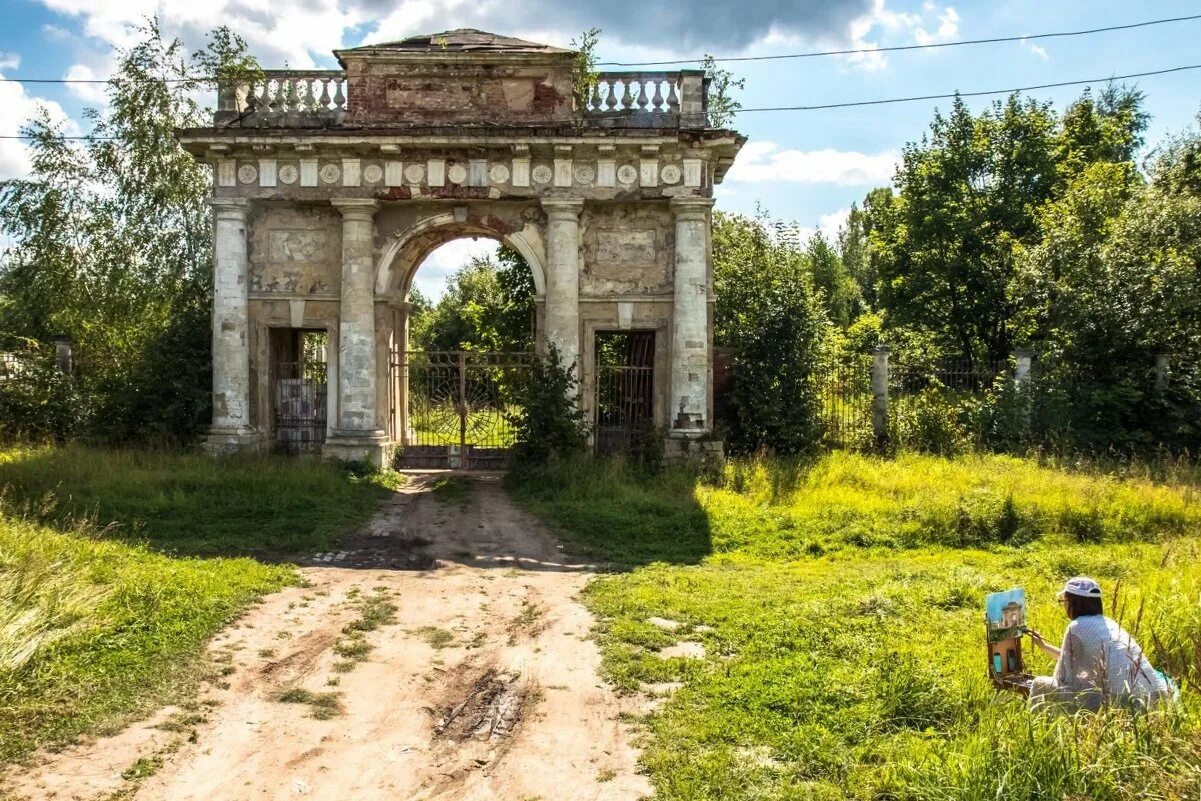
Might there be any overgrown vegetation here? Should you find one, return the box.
[0,446,392,763]
[0,22,258,445]
[512,454,1201,799]
[504,345,589,468]
[0,446,398,557]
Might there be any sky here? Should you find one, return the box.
[1,0,1198,299]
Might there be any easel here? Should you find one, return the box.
[985,615,1033,695]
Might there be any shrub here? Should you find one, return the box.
[0,355,81,443]
[505,344,589,468]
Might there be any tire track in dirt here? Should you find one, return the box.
[3,474,651,801]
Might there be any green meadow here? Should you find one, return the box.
[511,452,1201,800]
[0,446,395,763]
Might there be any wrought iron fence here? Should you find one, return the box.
[815,354,874,450]
[595,364,655,455]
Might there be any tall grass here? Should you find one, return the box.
[511,452,1201,800]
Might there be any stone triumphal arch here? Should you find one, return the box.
[180,29,745,466]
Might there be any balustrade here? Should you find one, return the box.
[216,71,347,126]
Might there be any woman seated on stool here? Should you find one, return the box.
[1027,576,1176,712]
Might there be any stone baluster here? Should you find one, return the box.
[205,198,263,454]
[651,78,665,112]
[541,199,584,382]
[604,78,618,110]
[669,197,715,433]
[333,79,346,113]
[667,79,680,113]
[318,77,332,112]
[635,77,649,110]
[620,80,633,112]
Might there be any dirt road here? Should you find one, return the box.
[6,474,651,801]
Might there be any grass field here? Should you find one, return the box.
[0,446,396,764]
[510,452,1201,800]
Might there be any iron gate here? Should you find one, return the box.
[390,350,532,469]
[594,331,656,455]
[273,353,328,453]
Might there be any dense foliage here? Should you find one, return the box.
[504,345,590,468]
[0,22,255,445]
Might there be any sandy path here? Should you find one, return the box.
[4,474,651,801]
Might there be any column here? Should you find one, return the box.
[669,197,714,433]
[325,198,389,466]
[541,199,583,375]
[205,198,262,453]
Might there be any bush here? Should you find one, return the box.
[505,344,589,468]
[0,355,81,443]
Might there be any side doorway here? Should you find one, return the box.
[270,328,329,454]
[593,331,656,456]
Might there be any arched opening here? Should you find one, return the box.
[377,218,544,469]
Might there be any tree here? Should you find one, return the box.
[0,20,258,443]
[713,211,830,453]
[410,245,535,352]
[806,231,860,328]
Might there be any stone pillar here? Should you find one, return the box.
[1154,353,1171,394]
[541,199,583,377]
[669,197,714,434]
[324,198,389,467]
[1014,348,1033,387]
[205,198,263,454]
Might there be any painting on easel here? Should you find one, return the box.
[985,588,1033,693]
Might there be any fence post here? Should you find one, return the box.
[1014,348,1033,389]
[1154,353,1171,394]
[52,335,73,375]
[871,344,890,444]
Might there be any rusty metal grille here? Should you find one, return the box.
[594,332,656,456]
[273,354,328,453]
[391,350,532,469]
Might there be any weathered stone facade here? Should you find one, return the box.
[179,29,744,465]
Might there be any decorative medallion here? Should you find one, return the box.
[362,164,384,185]
[574,163,596,185]
[447,164,468,184]
[319,163,341,184]
[237,164,258,184]
[531,164,553,184]
[661,164,683,185]
[403,163,425,184]
[489,164,511,184]
[616,164,638,185]
[277,164,299,184]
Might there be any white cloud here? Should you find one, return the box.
[725,141,897,185]
[913,6,959,46]
[0,60,80,181]
[791,207,854,243]
[1021,38,1049,61]
[0,52,19,71]
[840,0,959,72]
[63,63,110,103]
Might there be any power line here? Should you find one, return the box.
[0,61,1196,140]
[0,12,1198,84]
[597,13,1201,67]
[736,63,1201,113]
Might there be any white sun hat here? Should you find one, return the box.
[1057,576,1103,599]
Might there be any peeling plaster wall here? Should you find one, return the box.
[247,204,342,298]
[580,203,674,297]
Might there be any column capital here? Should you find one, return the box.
[541,198,585,221]
[209,196,249,219]
[670,196,715,220]
[331,198,380,219]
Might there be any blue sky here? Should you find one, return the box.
[1,0,1198,298]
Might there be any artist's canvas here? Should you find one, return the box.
[985,588,1026,643]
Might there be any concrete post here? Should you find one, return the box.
[871,345,890,444]
[324,198,389,466]
[541,199,583,379]
[1014,348,1033,388]
[52,336,72,375]
[205,197,263,454]
[1154,353,1171,394]
[670,197,715,434]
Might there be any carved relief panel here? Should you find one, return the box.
[248,205,341,297]
[580,204,673,296]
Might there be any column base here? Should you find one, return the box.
[203,426,268,456]
[664,430,724,463]
[323,430,393,468]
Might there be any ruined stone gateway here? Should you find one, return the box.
[179,29,745,466]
